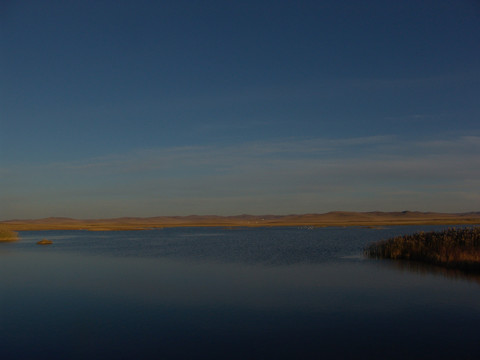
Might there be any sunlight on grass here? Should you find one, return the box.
[0,227,19,241]
[365,227,480,272]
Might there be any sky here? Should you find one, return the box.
[1,0,479,220]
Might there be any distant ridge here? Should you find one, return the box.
[1,211,480,231]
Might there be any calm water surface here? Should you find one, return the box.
[1,226,479,359]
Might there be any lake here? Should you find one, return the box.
[1,226,479,359]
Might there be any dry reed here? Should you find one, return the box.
[365,227,480,272]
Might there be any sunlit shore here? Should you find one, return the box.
[0,228,19,241]
[1,211,480,231]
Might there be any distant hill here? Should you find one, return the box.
[1,211,480,231]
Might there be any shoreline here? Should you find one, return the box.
[2,211,479,231]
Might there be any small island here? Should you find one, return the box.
[365,227,480,273]
[37,239,53,245]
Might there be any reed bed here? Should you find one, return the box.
[0,227,18,241]
[365,227,480,272]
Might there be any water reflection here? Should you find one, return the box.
[2,226,480,359]
[380,258,480,285]
[7,225,466,265]
[2,250,480,360]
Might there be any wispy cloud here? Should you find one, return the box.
[2,134,479,218]
[383,113,445,122]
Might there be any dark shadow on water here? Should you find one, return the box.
[378,258,480,285]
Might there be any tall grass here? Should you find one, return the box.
[365,227,480,272]
[0,227,18,241]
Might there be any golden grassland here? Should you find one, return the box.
[1,211,479,231]
[0,227,19,241]
[365,227,480,273]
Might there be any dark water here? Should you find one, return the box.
[1,226,479,359]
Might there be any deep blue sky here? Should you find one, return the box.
[1,0,479,219]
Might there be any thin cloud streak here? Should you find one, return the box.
[1,135,479,219]
[40,135,396,172]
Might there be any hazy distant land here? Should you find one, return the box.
[1,211,480,231]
